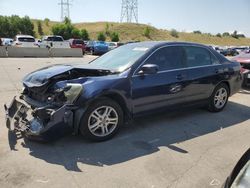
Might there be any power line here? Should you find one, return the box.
[58,0,72,22]
[120,0,138,23]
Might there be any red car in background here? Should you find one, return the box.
[69,39,86,54]
[232,51,250,87]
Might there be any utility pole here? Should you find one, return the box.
[120,0,138,23]
[58,0,72,22]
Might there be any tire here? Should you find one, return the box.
[208,83,229,112]
[79,98,123,141]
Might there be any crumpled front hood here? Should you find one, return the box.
[23,64,112,88]
[23,65,74,88]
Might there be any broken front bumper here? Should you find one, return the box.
[4,97,74,141]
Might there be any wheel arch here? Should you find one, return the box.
[73,91,132,135]
[100,92,132,122]
[215,80,231,96]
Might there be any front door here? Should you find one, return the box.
[131,46,189,115]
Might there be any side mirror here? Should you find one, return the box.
[224,148,250,188]
[139,64,159,75]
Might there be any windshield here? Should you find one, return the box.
[90,44,149,72]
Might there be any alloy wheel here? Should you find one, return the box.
[214,88,228,109]
[88,106,119,137]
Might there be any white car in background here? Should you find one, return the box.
[107,42,118,51]
[39,35,70,48]
[12,35,36,47]
[1,38,13,46]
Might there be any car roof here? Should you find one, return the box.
[16,35,34,38]
[127,41,210,49]
[43,35,63,38]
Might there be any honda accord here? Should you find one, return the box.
[4,42,242,141]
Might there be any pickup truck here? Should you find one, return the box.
[39,35,70,48]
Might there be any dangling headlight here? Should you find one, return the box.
[63,83,83,104]
[50,83,83,104]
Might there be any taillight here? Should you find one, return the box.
[15,42,22,46]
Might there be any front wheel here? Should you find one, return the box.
[79,98,123,141]
[208,83,229,112]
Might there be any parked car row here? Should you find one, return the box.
[0,35,124,56]
[232,50,250,88]
[210,45,250,57]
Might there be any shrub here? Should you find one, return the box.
[231,30,238,39]
[143,26,151,38]
[71,28,81,38]
[80,29,89,40]
[37,20,44,36]
[216,33,222,37]
[105,23,110,36]
[110,32,119,42]
[97,32,106,41]
[193,30,202,34]
[44,18,50,26]
[170,29,179,38]
[222,32,230,37]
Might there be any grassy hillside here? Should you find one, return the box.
[32,20,250,46]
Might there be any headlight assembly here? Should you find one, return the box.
[63,83,83,104]
[49,83,83,104]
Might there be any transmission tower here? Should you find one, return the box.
[120,0,138,23]
[58,0,72,21]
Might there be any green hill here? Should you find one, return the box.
[32,20,250,46]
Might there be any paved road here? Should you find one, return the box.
[0,57,249,188]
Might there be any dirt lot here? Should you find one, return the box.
[0,57,249,188]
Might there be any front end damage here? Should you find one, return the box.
[4,96,74,141]
[4,64,114,141]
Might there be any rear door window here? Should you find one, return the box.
[144,46,186,71]
[184,46,217,67]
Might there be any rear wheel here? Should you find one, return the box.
[79,98,123,141]
[208,83,229,112]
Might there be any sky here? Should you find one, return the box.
[0,0,249,36]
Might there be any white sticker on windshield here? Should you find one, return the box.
[133,47,149,51]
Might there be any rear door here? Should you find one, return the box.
[183,45,224,101]
[131,46,190,115]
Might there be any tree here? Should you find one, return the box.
[97,32,106,41]
[222,32,230,37]
[37,20,44,36]
[105,23,110,36]
[216,33,222,37]
[44,18,50,26]
[80,29,89,40]
[64,17,71,25]
[231,30,238,39]
[170,29,179,38]
[0,15,34,37]
[110,32,119,42]
[238,34,246,38]
[71,28,81,38]
[193,30,202,34]
[52,20,74,40]
[143,26,151,38]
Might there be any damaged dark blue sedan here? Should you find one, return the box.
[4,42,242,141]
